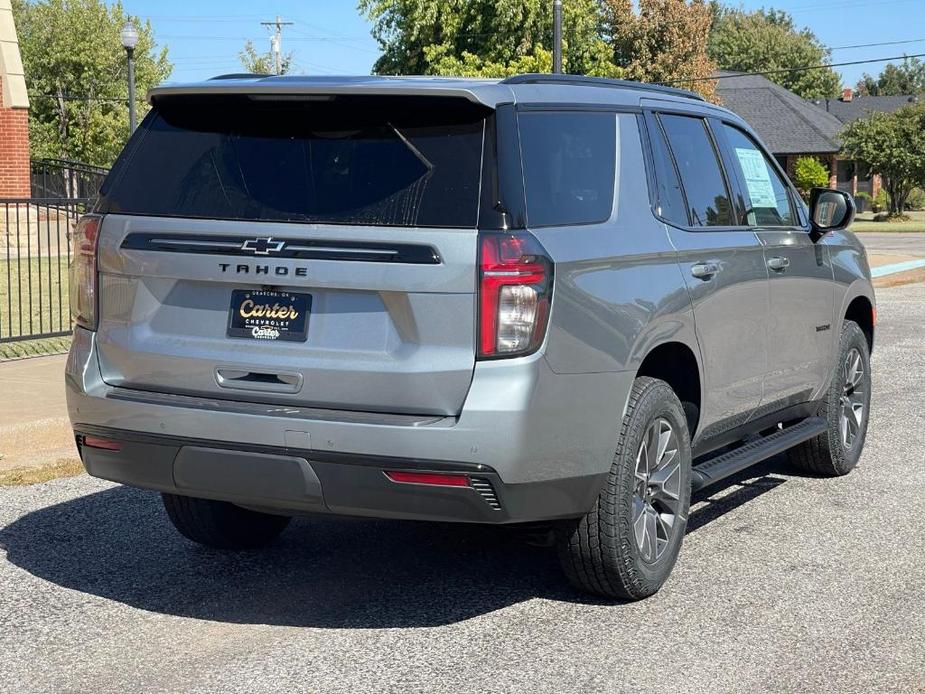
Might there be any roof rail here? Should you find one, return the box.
[208,73,271,81]
[501,73,704,101]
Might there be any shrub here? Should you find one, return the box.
[853,191,872,212]
[872,189,890,213]
[793,157,830,200]
[906,187,925,210]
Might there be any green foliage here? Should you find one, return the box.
[359,0,717,97]
[906,187,925,211]
[360,0,618,77]
[13,0,171,167]
[707,6,840,99]
[872,189,890,213]
[424,46,554,77]
[841,104,925,216]
[239,39,293,75]
[856,57,925,96]
[792,156,829,200]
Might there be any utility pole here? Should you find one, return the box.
[260,15,294,75]
[552,0,562,74]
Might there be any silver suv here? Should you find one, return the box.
[66,74,875,600]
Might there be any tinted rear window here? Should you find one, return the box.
[518,111,616,227]
[100,95,489,228]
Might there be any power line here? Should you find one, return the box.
[830,38,925,51]
[673,51,925,84]
[28,93,145,103]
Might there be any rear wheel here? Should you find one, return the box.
[788,320,872,476]
[556,377,692,600]
[161,493,291,549]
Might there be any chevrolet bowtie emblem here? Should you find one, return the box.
[241,237,286,255]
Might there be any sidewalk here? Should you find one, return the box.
[0,354,76,472]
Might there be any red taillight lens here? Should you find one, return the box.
[478,233,552,358]
[69,214,102,330]
[384,470,471,487]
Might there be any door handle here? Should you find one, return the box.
[767,256,791,272]
[690,262,719,280]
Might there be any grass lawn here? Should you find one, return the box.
[0,255,71,342]
[0,458,83,487]
[850,210,925,233]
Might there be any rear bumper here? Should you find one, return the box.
[67,327,631,523]
[75,426,606,523]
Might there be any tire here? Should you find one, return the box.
[788,320,872,476]
[161,493,291,549]
[556,377,692,600]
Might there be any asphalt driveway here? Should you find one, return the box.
[1,284,923,694]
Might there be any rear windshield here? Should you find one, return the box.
[100,95,489,228]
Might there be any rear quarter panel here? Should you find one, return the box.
[529,113,698,381]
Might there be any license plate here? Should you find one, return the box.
[227,289,311,342]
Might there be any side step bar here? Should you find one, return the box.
[690,417,827,493]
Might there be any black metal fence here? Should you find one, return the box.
[31,158,108,201]
[0,198,90,343]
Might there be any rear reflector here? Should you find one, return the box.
[384,470,470,487]
[82,436,122,451]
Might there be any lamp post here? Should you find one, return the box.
[120,22,139,134]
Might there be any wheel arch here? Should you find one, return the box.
[844,293,875,353]
[634,341,702,438]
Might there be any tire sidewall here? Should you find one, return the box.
[824,321,872,472]
[615,381,693,591]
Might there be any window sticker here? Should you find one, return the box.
[734,147,778,208]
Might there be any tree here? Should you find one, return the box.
[359,0,717,98]
[792,156,829,200]
[856,56,925,96]
[840,104,925,216]
[12,0,171,167]
[239,39,293,75]
[359,0,618,78]
[708,7,840,99]
[603,0,716,101]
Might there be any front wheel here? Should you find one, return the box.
[788,320,872,476]
[556,377,692,600]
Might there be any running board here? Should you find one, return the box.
[690,417,827,493]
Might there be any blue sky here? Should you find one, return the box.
[123,0,925,89]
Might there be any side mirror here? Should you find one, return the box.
[809,188,855,234]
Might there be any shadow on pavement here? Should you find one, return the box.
[688,454,791,534]
[0,457,793,627]
[0,485,599,628]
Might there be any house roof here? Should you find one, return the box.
[813,94,922,123]
[713,70,843,155]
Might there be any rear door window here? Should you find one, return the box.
[100,95,488,228]
[518,111,616,227]
[658,114,735,227]
[721,124,796,227]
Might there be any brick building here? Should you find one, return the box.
[0,0,29,197]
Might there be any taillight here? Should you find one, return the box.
[478,233,552,358]
[69,214,102,330]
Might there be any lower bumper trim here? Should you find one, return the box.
[75,426,605,524]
